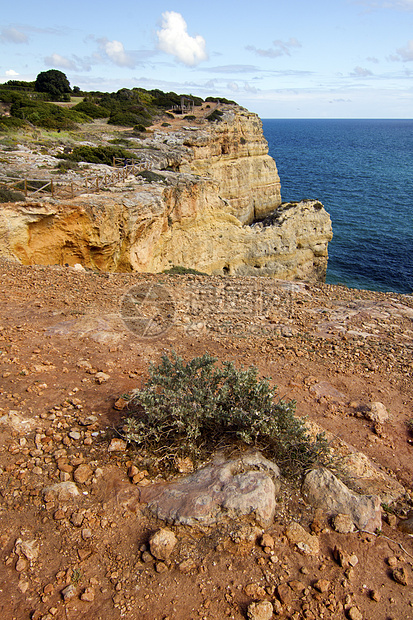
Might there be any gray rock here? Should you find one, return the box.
[302,468,381,533]
[141,452,280,527]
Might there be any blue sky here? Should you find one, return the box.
[1,0,413,118]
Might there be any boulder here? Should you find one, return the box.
[302,468,381,532]
[141,452,280,527]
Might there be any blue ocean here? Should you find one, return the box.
[262,119,413,295]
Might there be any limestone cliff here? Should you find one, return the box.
[0,105,333,282]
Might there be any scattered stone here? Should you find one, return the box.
[95,372,110,384]
[245,583,267,599]
[285,522,320,556]
[385,512,398,528]
[69,431,81,440]
[61,584,76,601]
[347,606,363,620]
[370,590,381,602]
[178,558,196,573]
[149,529,177,561]
[82,528,92,540]
[70,512,84,527]
[302,468,382,532]
[15,557,28,572]
[392,567,409,586]
[113,397,129,410]
[366,402,389,424]
[73,463,93,484]
[277,582,294,605]
[332,513,355,534]
[387,556,398,569]
[43,481,80,502]
[288,580,305,593]
[108,438,127,452]
[313,579,330,593]
[155,561,168,573]
[18,539,40,562]
[80,587,95,602]
[260,533,275,550]
[247,600,273,620]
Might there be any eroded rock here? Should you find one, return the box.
[141,452,280,527]
[302,468,381,532]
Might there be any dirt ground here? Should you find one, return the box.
[0,260,412,620]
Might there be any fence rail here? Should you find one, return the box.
[0,159,153,200]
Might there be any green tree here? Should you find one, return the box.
[34,70,71,101]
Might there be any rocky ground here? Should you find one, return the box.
[0,258,412,620]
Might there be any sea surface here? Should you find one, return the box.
[262,119,413,295]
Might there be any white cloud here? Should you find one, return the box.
[350,66,374,76]
[395,39,413,61]
[0,27,28,44]
[246,38,302,59]
[227,82,239,92]
[104,40,135,68]
[157,11,208,67]
[45,53,77,70]
[6,69,19,76]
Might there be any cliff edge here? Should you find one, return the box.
[0,105,332,281]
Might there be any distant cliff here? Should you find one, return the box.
[0,105,332,282]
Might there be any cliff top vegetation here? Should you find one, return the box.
[0,70,237,132]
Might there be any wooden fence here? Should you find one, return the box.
[0,159,153,200]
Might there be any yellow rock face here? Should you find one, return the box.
[0,106,332,283]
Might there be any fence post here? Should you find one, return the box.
[24,179,28,197]
[71,183,74,199]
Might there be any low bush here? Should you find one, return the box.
[0,116,28,131]
[163,265,208,275]
[137,170,166,183]
[59,145,138,166]
[206,109,224,123]
[0,185,25,203]
[122,352,328,476]
[71,101,109,118]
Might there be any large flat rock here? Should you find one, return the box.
[139,452,280,527]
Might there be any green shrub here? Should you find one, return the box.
[163,265,208,275]
[59,145,138,166]
[108,111,152,127]
[206,109,224,122]
[137,170,166,183]
[184,115,196,121]
[71,101,109,118]
[54,160,80,172]
[0,185,25,203]
[0,116,28,131]
[123,353,328,476]
[133,124,147,133]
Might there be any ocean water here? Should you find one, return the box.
[262,119,413,295]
